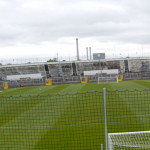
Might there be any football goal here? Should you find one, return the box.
[108,131,150,150]
[98,76,119,84]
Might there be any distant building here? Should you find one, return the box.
[93,53,105,60]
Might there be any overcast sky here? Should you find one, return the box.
[0,0,150,62]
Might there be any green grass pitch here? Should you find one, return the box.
[0,80,150,149]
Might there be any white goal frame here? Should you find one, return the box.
[108,131,150,150]
[98,76,119,84]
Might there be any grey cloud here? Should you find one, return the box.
[0,0,150,46]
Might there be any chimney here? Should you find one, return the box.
[86,47,88,60]
[89,47,92,60]
[76,38,79,61]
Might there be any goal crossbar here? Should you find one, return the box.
[98,76,119,84]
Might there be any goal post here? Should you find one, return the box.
[108,131,150,150]
[98,76,118,84]
[98,75,123,84]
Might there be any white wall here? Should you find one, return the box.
[7,74,42,80]
[84,69,119,76]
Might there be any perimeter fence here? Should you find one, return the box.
[0,89,150,149]
[1,72,150,89]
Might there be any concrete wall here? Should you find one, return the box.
[0,64,45,75]
[48,62,73,77]
[128,59,150,72]
[120,60,125,73]
[76,60,121,75]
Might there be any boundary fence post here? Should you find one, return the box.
[103,88,108,150]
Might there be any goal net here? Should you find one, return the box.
[98,76,118,84]
[108,131,150,150]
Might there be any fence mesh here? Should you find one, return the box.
[0,91,104,150]
[0,89,150,149]
[107,89,150,150]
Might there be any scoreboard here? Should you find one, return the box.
[93,53,105,60]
